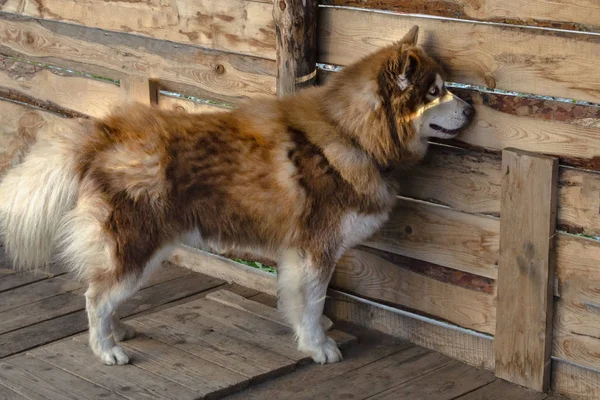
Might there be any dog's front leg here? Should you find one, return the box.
[279,251,342,364]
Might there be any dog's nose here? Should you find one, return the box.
[463,104,475,118]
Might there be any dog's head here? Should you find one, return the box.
[378,26,474,141]
[326,26,474,166]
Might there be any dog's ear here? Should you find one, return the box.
[400,25,419,47]
[398,49,420,90]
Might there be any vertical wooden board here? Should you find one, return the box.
[273,0,319,95]
[494,149,559,391]
[120,76,157,105]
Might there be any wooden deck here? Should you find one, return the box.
[0,250,567,400]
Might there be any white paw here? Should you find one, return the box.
[100,345,130,365]
[299,336,343,364]
[112,322,136,342]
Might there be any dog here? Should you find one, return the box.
[0,25,473,365]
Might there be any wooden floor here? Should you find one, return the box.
[0,251,567,400]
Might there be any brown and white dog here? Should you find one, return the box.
[0,26,473,365]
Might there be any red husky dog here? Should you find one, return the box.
[0,26,473,365]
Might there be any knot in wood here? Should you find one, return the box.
[279,0,286,11]
[484,75,496,89]
[175,105,186,113]
[215,64,225,75]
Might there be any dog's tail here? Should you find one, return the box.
[0,120,84,270]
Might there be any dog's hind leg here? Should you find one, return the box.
[277,249,306,329]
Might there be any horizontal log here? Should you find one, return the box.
[0,13,276,104]
[1,0,276,59]
[320,1,600,32]
[318,7,600,103]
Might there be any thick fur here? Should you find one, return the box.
[0,26,473,365]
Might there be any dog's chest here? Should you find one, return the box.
[339,211,389,251]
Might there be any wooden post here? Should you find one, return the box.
[120,76,158,105]
[494,148,558,392]
[273,0,319,96]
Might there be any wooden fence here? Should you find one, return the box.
[1,0,600,398]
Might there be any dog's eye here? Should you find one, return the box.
[428,87,439,96]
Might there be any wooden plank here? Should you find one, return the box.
[72,334,249,398]
[334,249,496,334]
[0,100,72,176]
[206,290,343,341]
[286,346,451,399]
[0,13,276,105]
[129,317,296,383]
[0,55,120,118]
[226,330,412,399]
[0,274,80,313]
[318,7,600,103]
[367,198,500,279]
[455,379,548,400]
[273,0,319,95]
[170,245,277,296]
[0,273,223,358]
[0,383,29,400]
[157,93,231,114]
[494,149,559,392]
[0,264,66,294]
[320,0,600,32]
[369,361,496,400]
[552,359,600,400]
[119,76,157,105]
[31,339,199,400]
[1,0,276,59]
[325,290,495,370]
[0,354,124,400]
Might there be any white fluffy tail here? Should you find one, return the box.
[0,122,82,270]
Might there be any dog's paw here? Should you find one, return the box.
[112,321,136,342]
[100,345,130,366]
[300,336,343,364]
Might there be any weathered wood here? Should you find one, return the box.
[320,0,600,32]
[456,379,548,400]
[318,7,600,103]
[289,346,451,399]
[226,331,412,399]
[273,0,319,95]
[120,76,158,105]
[0,274,80,313]
[157,93,231,114]
[370,361,496,400]
[494,149,558,392]
[334,249,496,334]
[98,334,249,398]
[0,264,66,294]
[0,13,276,105]
[0,101,73,176]
[32,339,200,400]
[0,355,123,400]
[552,359,600,400]
[367,198,500,279]
[129,317,297,383]
[170,245,277,296]
[0,56,119,118]
[1,0,276,59]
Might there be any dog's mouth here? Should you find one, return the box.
[429,124,461,136]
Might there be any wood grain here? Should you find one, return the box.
[333,249,496,334]
[157,93,231,114]
[0,100,74,176]
[456,379,548,400]
[494,149,558,392]
[320,0,600,32]
[273,0,319,95]
[552,359,600,400]
[318,7,600,103]
[367,198,500,279]
[0,13,276,104]
[1,0,275,59]
[0,56,120,118]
